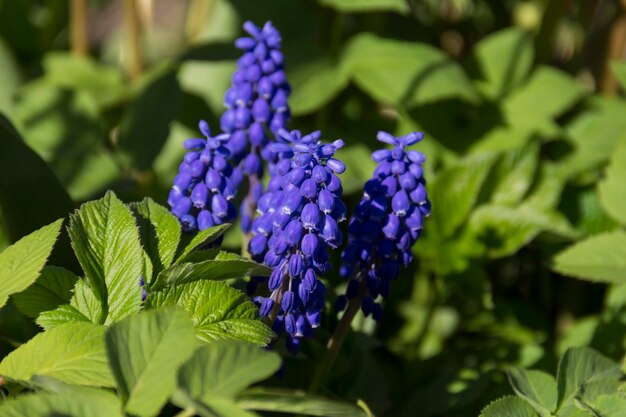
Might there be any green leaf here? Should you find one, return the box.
[471,28,534,100]
[590,395,626,417]
[105,307,197,417]
[429,152,498,239]
[556,347,621,409]
[490,141,539,206]
[479,396,540,417]
[68,191,144,324]
[288,58,349,116]
[175,223,231,263]
[237,388,371,417]
[553,231,626,284]
[0,113,74,243]
[117,68,182,170]
[153,252,270,291]
[15,82,119,201]
[342,33,478,107]
[12,266,78,318]
[598,137,626,226]
[467,204,576,258]
[558,97,626,179]
[317,0,409,14]
[339,144,378,195]
[0,390,123,417]
[131,198,181,276]
[507,369,557,416]
[177,341,280,403]
[0,219,63,309]
[147,280,273,346]
[0,322,114,387]
[41,52,125,108]
[504,67,585,135]
[36,304,90,329]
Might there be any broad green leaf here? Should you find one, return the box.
[117,68,182,170]
[15,82,119,201]
[558,97,626,179]
[0,219,62,309]
[577,379,622,405]
[0,113,73,242]
[590,395,626,417]
[504,67,585,135]
[342,33,478,107]
[429,152,498,239]
[41,52,125,108]
[12,266,78,318]
[0,390,123,417]
[177,341,280,402]
[153,253,270,290]
[147,280,273,346]
[131,198,181,276]
[288,58,349,115]
[507,369,557,416]
[553,231,626,284]
[490,141,539,206]
[171,392,259,417]
[0,322,114,387]
[471,28,534,100]
[470,126,533,154]
[598,137,626,226]
[479,396,540,417]
[175,223,231,263]
[237,388,371,417]
[467,204,576,258]
[556,347,621,408]
[36,304,90,329]
[339,144,378,195]
[318,0,409,14]
[68,191,144,324]
[105,307,197,417]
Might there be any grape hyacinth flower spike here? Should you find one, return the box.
[336,131,430,321]
[168,120,237,234]
[222,20,291,232]
[247,129,347,354]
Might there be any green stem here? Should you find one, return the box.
[309,287,365,394]
[174,408,195,417]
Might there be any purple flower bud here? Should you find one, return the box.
[285,314,296,336]
[409,163,423,179]
[173,172,192,192]
[410,182,427,204]
[299,283,310,304]
[391,160,406,175]
[303,268,317,291]
[249,234,267,256]
[180,214,196,232]
[288,167,306,186]
[268,267,285,291]
[318,189,334,213]
[321,215,341,248]
[183,138,206,150]
[259,298,274,318]
[372,149,392,162]
[301,233,319,257]
[282,291,295,313]
[377,131,397,145]
[191,183,209,208]
[301,203,321,230]
[392,190,410,216]
[382,214,401,240]
[172,197,192,218]
[407,150,426,163]
[326,158,346,174]
[327,174,343,194]
[284,219,302,245]
[300,179,317,199]
[211,194,229,218]
[281,190,303,215]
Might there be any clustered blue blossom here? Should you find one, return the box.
[168,120,237,233]
[247,129,347,354]
[336,131,430,320]
[221,21,291,233]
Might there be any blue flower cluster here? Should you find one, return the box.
[221,21,291,232]
[247,129,347,354]
[168,120,237,232]
[336,131,430,320]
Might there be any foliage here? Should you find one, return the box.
[1,1,626,416]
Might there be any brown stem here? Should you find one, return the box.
[70,0,88,55]
[600,1,626,94]
[122,0,144,81]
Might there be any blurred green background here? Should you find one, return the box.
[2,0,626,415]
